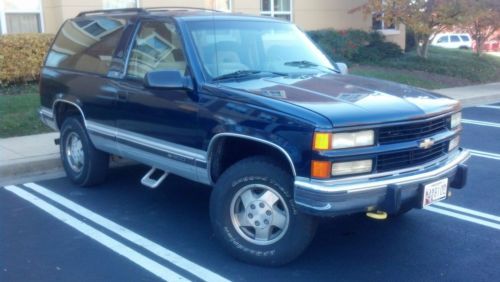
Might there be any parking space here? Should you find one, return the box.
[2,104,500,281]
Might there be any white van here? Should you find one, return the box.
[431,33,473,49]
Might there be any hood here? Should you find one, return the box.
[221,74,459,128]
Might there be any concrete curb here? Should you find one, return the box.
[0,153,62,181]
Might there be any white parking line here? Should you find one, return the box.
[477,105,500,110]
[425,206,500,231]
[462,119,500,128]
[4,185,188,282]
[23,182,229,282]
[433,202,500,223]
[469,149,500,161]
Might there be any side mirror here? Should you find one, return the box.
[336,62,348,75]
[144,70,193,90]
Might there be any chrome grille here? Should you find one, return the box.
[378,117,449,144]
[376,141,448,172]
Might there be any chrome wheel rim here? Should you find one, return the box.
[230,184,290,246]
[65,132,84,173]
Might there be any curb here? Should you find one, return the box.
[0,153,62,181]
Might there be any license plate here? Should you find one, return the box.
[422,178,448,207]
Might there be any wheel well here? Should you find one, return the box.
[209,136,295,183]
[54,102,83,129]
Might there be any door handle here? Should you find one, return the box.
[118,92,128,101]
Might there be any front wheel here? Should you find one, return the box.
[210,156,317,266]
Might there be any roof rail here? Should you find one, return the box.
[144,7,222,13]
[77,8,146,17]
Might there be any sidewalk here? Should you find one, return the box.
[1,82,499,182]
[0,132,61,182]
[433,82,500,108]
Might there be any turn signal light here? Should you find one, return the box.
[311,160,331,179]
[313,132,331,150]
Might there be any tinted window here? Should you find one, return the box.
[450,35,460,42]
[45,17,126,75]
[127,21,186,79]
[460,35,470,42]
[437,36,448,43]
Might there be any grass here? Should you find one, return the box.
[349,47,500,89]
[0,84,52,138]
[350,67,448,89]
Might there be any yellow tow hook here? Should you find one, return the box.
[366,211,388,220]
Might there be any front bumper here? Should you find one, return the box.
[294,148,470,216]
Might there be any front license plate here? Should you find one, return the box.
[422,178,448,207]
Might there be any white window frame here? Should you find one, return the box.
[0,0,44,34]
[102,0,139,9]
[260,0,293,22]
[371,0,399,35]
[211,0,232,12]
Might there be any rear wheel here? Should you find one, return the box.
[60,116,109,186]
[210,156,317,266]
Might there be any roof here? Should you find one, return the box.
[75,7,284,23]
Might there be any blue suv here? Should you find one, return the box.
[39,8,470,265]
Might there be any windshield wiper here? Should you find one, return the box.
[212,70,287,82]
[284,60,339,73]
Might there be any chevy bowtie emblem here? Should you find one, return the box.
[419,138,435,149]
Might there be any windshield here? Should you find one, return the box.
[185,19,336,81]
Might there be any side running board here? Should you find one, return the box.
[141,167,168,189]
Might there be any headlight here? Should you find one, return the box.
[331,159,373,176]
[310,159,373,178]
[450,112,462,129]
[313,130,374,150]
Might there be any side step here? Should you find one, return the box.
[141,167,168,189]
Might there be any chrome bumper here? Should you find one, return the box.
[294,148,471,216]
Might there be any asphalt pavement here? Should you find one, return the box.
[2,103,500,282]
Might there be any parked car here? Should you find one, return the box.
[39,8,470,266]
[431,33,473,49]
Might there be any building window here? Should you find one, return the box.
[210,0,232,12]
[372,12,396,30]
[103,0,138,9]
[261,0,292,21]
[0,0,43,34]
[371,0,397,31]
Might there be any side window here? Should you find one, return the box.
[450,35,460,42]
[460,35,470,42]
[437,36,448,43]
[127,21,186,79]
[45,17,126,75]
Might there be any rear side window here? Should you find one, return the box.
[460,35,470,42]
[45,17,126,75]
[126,21,187,79]
[450,35,460,42]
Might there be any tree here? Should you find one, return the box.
[365,0,465,59]
[461,0,500,56]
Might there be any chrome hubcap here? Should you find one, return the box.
[230,184,289,245]
[65,132,84,173]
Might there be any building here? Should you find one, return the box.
[0,0,405,48]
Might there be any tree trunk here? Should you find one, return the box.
[417,35,431,59]
[475,37,484,56]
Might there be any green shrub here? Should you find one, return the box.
[0,33,54,85]
[307,29,402,63]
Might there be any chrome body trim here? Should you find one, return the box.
[295,148,470,194]
[206,132,297,184]
[39,107,57,130]
[51,99,87,128]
